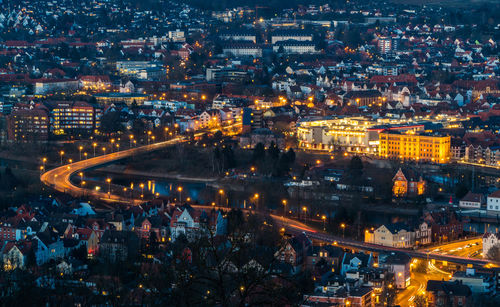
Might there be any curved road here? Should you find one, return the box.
[41,136,186,204]
[40,131,495,268]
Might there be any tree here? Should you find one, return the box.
[349,156,363,174]
[100,111,122,135]
[252,143,266,164]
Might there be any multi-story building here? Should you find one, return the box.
[222,43,263,58]
[34,79,79,95]
[271,30,313,44]
[426,280,472,307]
[377,37,393,54]
[219,30,257,43]
[206,67,249,82]
[343,90,383,107]
[79,75,111,91]
[364,222,431,248]
[116,61,164,80]
[379,252,411,289]
[45,101,99,135]
[272,40,317,54]
[378,131,451,163]
[297,116,424,154]
[7,108,49,141]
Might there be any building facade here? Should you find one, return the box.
[379,131,451,163]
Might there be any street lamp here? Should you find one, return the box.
[282,199,287,217]
[178,186,183,202]
[322,215,327,231]
[218,189,224,206]
[102,147,106,155]
[110,139,115,152]
[84,152,88,159]
[42,157,47,169]
[140,183,145,198]
[92,142,97,157]
[302,206,307,222]
[341,223,346,238]
[129,135,134,148]
[79,146,83,160]
[106,178,111,194]
[59,151,64,165]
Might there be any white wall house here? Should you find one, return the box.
[487,190,500,212]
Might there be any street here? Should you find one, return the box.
[395,260,451,307]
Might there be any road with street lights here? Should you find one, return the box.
[41,123,496,269]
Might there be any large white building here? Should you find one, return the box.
[273,40,317,54]
[222,43,262,58]
[271,30,313,44]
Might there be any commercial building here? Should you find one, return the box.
[297,116,424,154]
[206,67,249,82]
[7,108,49,141]
[115,61,165,80]
[45,101,100,135]
[378,131,451,163]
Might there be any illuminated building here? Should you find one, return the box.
[46,101,100,135]
[7,108,49,141]
[94,93,148,106]
[392,168,426,197]
[379,131,450,163]
[297,116,424,154]
[343,90,383,106]
[79,75,111,91]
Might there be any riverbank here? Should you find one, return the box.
[94,165,218,183]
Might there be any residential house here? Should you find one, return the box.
[451,268,495,293]
[99,230,139,262]
[275,233,312,273]
[392,168,426,197]
[487,190,500,213]
[426,280,472,307]
[379,252,411,289]
[341,252,373,275]
[459,192,485,209]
